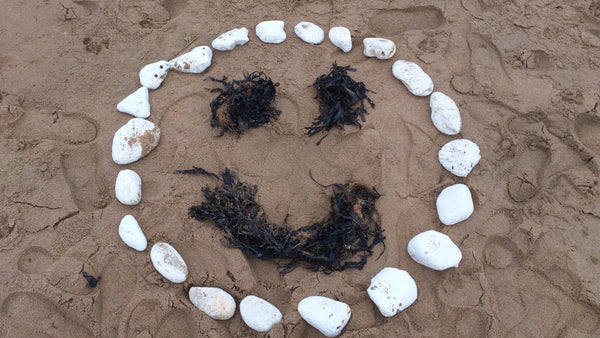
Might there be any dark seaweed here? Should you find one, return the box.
[209,71,281,136]
[178,168,385,274]
[306,62,375,145]
[82,271,101,288]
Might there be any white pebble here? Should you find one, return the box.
[294,21,324,44]
[117,87,150,118]
[256,20,286,44]
[436,184,474,225]
[150,242,188,283]
[392,60,434,96]
[438,139,481,177]
[189,287,236,320]
[430,92,461,135]
[212,27,249,51]
[367,267,418,317]
[363,38,396,60]
[298,296,351,337]
[111,118,160,165]
[328,27,352,52]
[240,295,282,332]
[169,46,212,74]
[139,60,170,90]
[407,230,462,270]
[115,169,142,205]
[118,215,147,251]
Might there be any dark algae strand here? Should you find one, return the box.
[81,271,101,288]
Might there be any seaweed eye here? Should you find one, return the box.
[159,65,164,69]
[154,74,158,78]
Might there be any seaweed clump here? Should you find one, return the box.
[209,71,281,136]
[306,62,375,145]
[177,168,385,274]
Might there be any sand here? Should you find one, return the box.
[1,0,600,336]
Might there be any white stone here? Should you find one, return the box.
[111,118,160,165]
[363,38,396,60]
[294,21,324,44]
[438,139,481,177]
[256,20,286,44]
[117,87,150,118]
[211,27,249,51]
[297,296,351,337]
[169,46,212,74]
[118,215,147,251]
[407,230,462,270]
[139,60,170,90]
[328,27,352,53]
[115,169,142,205]
[240,295,282,332]
[436,184,474,225]
[367,267,418,317]
[430,92,461,135]
[189,287,236,320]
[392,60,434,96]
[150,242,188,283]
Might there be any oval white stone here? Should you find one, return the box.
[118,215,147,251]
[115,169,142,205]
[256,20,286,44]
[211,27,249,51]
[438,139,481,177]
[169,46,212,74]
[294,21,324,44]
[298,296,351,337]
[328,27,352,53]
[367,267,418,317]
[436,183,474,225]
[117,87,150,118]
[240,295,282,332]
[111,118,160,165]
[392,60,434,96]
[407,230,462,270]
[430,92,461,135]
[139,60,170,90]
[189,287,236,320]
[150,242,188,283]
[363,38,396,60]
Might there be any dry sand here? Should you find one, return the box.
[1,0,600,336]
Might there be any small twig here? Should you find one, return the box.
[172,35,197,58]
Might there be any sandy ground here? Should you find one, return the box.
[1,0,600,336]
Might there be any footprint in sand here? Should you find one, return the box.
[116,0,187,29]
[17,246,54,274]
[506,142,550,202]
[119,298,198,337]
[574,113,600,156]
[368,6,445,36]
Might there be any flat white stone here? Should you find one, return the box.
[117,87,150,118]
[392,60,434,96]
[169,46,213,74]
[438,139,481,177]
[111,118,160,165]
[115,169,142,205]
[256,20,286,44]
[294,21,324,44]
[367,268,418,317]
[240,295,282,332]
[328,27,352,52]
[118,215,147,251]
[436,184,474,225]
[139,60,170,90]
[363,38,396,60]
[430,92,461,135]
[407,230,462,270]
[212,27,249,51]
[189,287,236,320]
[150,242,188,283]
[297,296,351,337]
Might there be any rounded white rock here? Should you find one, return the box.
[169,46,212,74]
[118,215,147,251]
[111,118,160,165]
[438,139,481,177]
[436,183,474,225]
[256,20,286,44]
[117,87,150,118]
[240,295,282,332]
[212,27,249,51]
[328,27,352,52]
[115,169,142,205]
[150,242,188,283]
[139,60,170,90]
[407,230,462,270]
[294,21,324,44]
[367,267,418,317]
[298,296,351,337]
[189,287,236,320]
[430,92,461,135]
[392,60,434,96]
[363,38,396,60]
